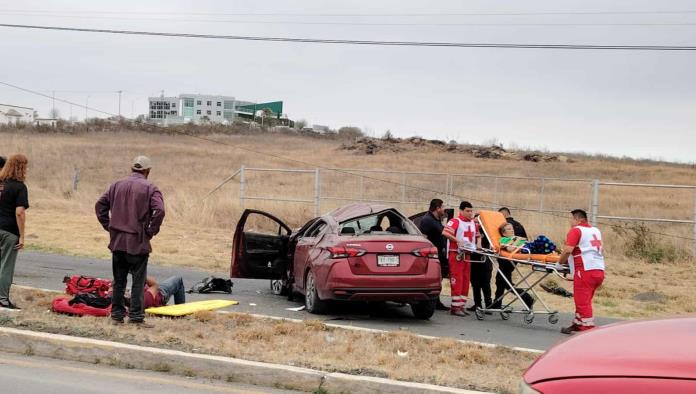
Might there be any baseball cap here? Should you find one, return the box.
[131,155,152,171]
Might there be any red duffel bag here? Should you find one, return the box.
[63,275,112,298]
[51,296,112,317]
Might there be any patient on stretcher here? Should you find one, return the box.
[499,223,557,255]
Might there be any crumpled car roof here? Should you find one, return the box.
[327,203,395,223]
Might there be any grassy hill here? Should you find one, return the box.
[2,126,694,318]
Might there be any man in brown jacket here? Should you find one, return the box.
[96,156,165,326]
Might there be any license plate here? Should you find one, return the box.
[377,255,400,267]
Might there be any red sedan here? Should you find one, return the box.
[520,317,696,393]
[230,203,442,318]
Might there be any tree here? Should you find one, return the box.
[382,130,394,140]
[295,119,308,129]
[338,126,364,140]
[49,108,61,119]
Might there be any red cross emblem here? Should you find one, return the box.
[590,234,602,252]
[463,228,474,242]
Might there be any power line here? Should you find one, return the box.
[3,9,696,17]
[4,13,696,27]
[1,80,694,243]
[2,23,696,50]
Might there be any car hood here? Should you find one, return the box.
[525,317,696,383]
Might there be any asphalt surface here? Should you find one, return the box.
[0,351,299,394]
[14,251,619,351]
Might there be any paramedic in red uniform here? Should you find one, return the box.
[442,201,481,317]
[558,209,605,334]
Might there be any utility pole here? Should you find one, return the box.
[117,90,123,117]
[85,95,89,120]
[52,90,55,117]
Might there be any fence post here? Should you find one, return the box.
[444,174,451,208]
[590,179,600,226]
[359,175,364,201]
[401,172,407,207]
[493,177,500,208]
[239,165,246,210]
[539,178,545,212]
[314,168,321,217]
[72,167,80,191]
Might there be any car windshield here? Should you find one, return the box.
[339,209,419,236]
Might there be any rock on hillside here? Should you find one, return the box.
[340,137,571,162]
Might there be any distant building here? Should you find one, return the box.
[35,118,58,127]
[147,93,284,125]
[0,104,35,125]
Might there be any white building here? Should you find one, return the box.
[35,118,58,127]
[148,94,238,125]
[0,104,35,125]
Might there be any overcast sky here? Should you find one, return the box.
[1,0,695,162]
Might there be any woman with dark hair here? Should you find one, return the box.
[0,154,29,310]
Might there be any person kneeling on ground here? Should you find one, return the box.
[143,276,186,308]
[499,223,557,255]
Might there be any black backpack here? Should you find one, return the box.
[68,293,112,309]
[187,276,233,294]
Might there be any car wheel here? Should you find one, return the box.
[411,299,436,320]
[305,270,328,314]
[270,278,289,296]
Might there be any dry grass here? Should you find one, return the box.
[2,129,695,318]
[1,287,536,393]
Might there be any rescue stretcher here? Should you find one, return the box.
[471,210,572,325]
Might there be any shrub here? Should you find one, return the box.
[613,223,690,264]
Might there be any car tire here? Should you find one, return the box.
[305,270,328,314]
[411,299,436,320]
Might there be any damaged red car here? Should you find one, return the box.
[230,203,442,319]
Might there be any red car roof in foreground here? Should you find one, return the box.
[525,317,696,384]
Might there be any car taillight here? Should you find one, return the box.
[412,247,439,258]
[327,247,367,258]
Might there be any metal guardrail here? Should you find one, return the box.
[236,165,696,251]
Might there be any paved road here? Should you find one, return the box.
[14,252,619,350]
[0,351,299,394]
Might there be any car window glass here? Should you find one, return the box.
[339,210,418,236]
[245,213,290,236]
[305,222,327,238]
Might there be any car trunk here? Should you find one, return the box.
[342,235,433,275]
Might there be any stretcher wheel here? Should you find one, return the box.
[524,312,535,325]
[548,313,559,325]
[500,307,512,320]
[475,308,484,321]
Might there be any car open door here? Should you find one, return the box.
[409,211,428,228]
[231,209,292,279]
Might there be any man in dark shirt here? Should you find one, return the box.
[491,207,528,309]
[418,199,449,311]
[499,207,527,238]
[96,156,165,326]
